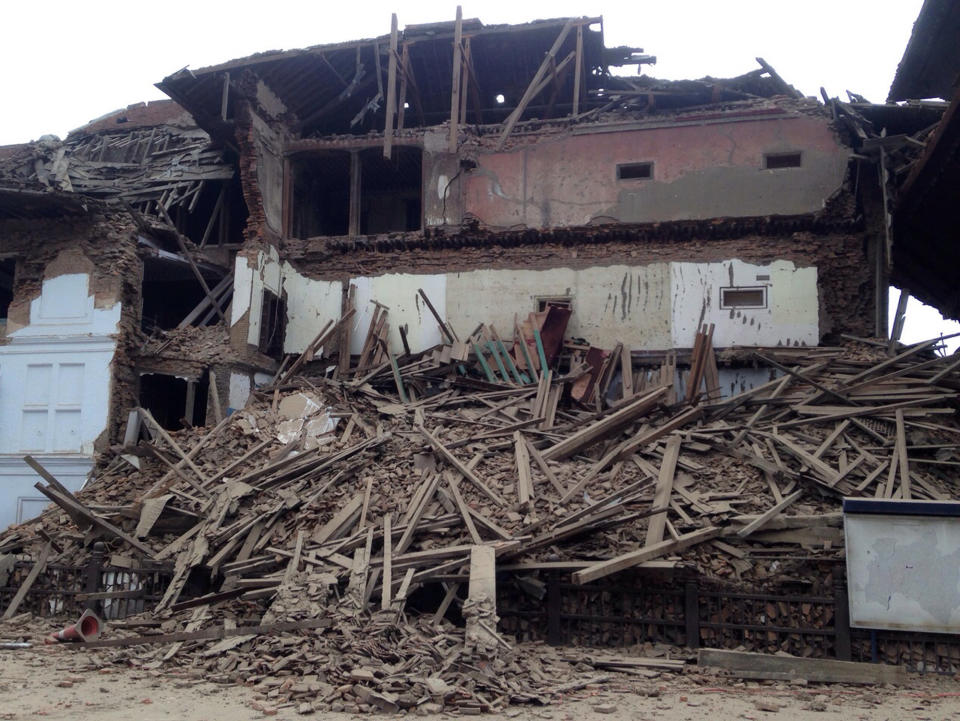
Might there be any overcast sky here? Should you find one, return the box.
[4,0,957,348]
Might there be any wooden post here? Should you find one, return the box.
[572,24,583,116]
[84,542,106,614]
[220,72,230,121]
[497,20,574,149]
[348,151,361,237]
[184,380,196,427]
[834,575,852,661]
[397,43,410,133]
[465,545,497,654]
[684,579,700,649]
[448,6,463,153]
[383,14,399,159]
[546,576,562,646]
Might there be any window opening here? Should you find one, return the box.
[290,147,422,238]
[141,257,225,332]
[720,286,767,309]
[259,289,287,360]
[617,162,653,180]
[359,147,422,234]
[536,296,574,313]
[764,152,802,169]
[139,371,208,431]
[0,258,15,329]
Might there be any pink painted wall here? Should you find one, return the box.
[462,112,849,228]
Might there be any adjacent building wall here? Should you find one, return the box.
[0,266,120,530]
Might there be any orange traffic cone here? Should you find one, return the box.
[45,609,103,644]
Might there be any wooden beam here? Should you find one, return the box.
[2,542,51,619]
[514,431,533,507]
[542,386,667,461]
[448,6,463,154]
[447,475,482,545]
[34,483,154,556]
[498,20,574,148]
[895,408,911,499]
[645,435,681,546]
[381,515,392,610]
[157,205,227,326]
[572,527,718,585]
[419,426,507,506]
[383,13,399,159]
[736,490,804,538]
[697,648,908,685]
[572,23,584,116]
[348,151,361,237]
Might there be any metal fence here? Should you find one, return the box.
[498,569,960,672]
[0,544,172,620]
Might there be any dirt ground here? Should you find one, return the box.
[3,639,960,721]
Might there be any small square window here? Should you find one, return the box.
[617,162,653,180]
[764,152,802,169]
[720,286,767,309]
[536,296,573,313]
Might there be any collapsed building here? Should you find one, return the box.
[1,9,960,700]
[1,14,923,528]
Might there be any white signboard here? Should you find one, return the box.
[844,499,960,634]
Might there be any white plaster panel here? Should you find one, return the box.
[445,264,672,351]
[281,264,342,355]
[228,372,251,410]
[670,259,818,348]
[350,274,446,356]
[231,254,255,326]
[15,273,120,337]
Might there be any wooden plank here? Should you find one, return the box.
[381,516,392,610]
[395,473,441,554]
[620,343,634,400]
[769,433,841,485]
[383,13,399,159]
[448,6,463,153]
[697,648,909,685]
[313,494,364,545]
[497,20,574,148]
[389,353,409,404]
[645,435,681,546]
[138,407,209,485]
[542,386,667,461]
[74,619,332,650]
[419,426,506,506]
[514,431,533,507]
[432,582,460,623]
[572,527,718,585]
[447,476,482,545]
[525,438,565,496]
[2,543,51,619]
[895,408,911,499]
[572,23,584,116]
[736,490,804,538]
[34,483,154,556]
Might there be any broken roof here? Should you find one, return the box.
[0,99,234,221]
[157,15,652,140]
[889,0,960,102]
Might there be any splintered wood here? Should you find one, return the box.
[4,315,960,712]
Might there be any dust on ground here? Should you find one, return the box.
[2,640,960,721]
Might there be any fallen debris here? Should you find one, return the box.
[2,309,959,710]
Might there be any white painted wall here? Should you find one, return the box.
[0,272,119,530]
[268,258,817,354]
[232,250,342,355]
[670,260,819,348]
